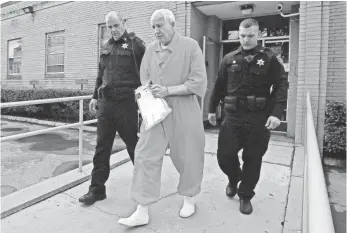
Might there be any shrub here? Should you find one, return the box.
[1,88,95,123]
[324,100,346,156]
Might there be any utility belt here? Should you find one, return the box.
[224,96,267,112]
[98,85,138,102]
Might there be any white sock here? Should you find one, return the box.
[118,204,149,227]
[180,196,196,218]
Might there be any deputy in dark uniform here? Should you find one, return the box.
[208,18,288,215]
[79,11,146,205]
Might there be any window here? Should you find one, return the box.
[98,24,110,56]
[46,31,64,74]
[8,38,22,75]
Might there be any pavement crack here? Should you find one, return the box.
[81,171,89,176]
[263,161,291,167]
[62,192,78,200]
[91,205,120,217]
[143,226,159,233]
[269,143,294,148]
[280,147,296,233]
[62,192,120,217]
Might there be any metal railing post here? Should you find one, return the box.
[0,96,98,176]
[78,99,83,172]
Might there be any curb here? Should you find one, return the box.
[1,115,97,132]
[1,150,130,219]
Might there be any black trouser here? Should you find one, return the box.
[89,97,138,194]
[217,107,270,199]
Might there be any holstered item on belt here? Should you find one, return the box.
[137,110,143,135]
[99,85,136,102]
[224,96,237,112]
[255,97,266,109]
[224,95,267,112]
[98,86,103,99]
[247,96,256,111]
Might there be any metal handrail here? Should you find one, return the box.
[0,95,96,172]
[302,92,335,233]
[0,95,92,108]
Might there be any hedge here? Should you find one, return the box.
[324,100,346,157]
[1,89,96,123]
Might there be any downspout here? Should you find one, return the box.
[317,1,325,136]
[280,12,300,17]
[184,1,187,36]
[278,3,300,18]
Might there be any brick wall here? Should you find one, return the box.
[1,1,190,89]
[326,1,346,101]
[295,1,330,151]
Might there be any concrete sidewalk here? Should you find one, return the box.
[1,132,297,233]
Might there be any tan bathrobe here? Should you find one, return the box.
[131,33,207,205]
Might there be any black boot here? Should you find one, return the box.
[239,198,253,215]
[226,182,238,197]
[79,191,106,205]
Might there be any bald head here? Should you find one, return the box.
[105,11,123,26]
[105,11,125,41]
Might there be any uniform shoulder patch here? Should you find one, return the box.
[263,47,275,54]
[102,39,112,47]
[262,47,279,61]
[264,47,284,64]
[129,32,136,40]
[100,40,112,55]
[224,52,237,64]
[225,49,238,60]
[135,37,146,47]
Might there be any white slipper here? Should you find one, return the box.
[180,196,196,218]
[118,204,149,227]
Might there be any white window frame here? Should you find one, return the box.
[46,31,65,74]
[8,38,22,76]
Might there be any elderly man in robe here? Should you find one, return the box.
[118,9,207,227]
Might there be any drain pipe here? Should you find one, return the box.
[277,2,300,17]
[280,12,300,17]
[184,1,188,36]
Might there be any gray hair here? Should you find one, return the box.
[105,11,124,24]
[150,9,175,25]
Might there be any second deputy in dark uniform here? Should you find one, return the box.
[79,11,146,205]
[208,18,288,215]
